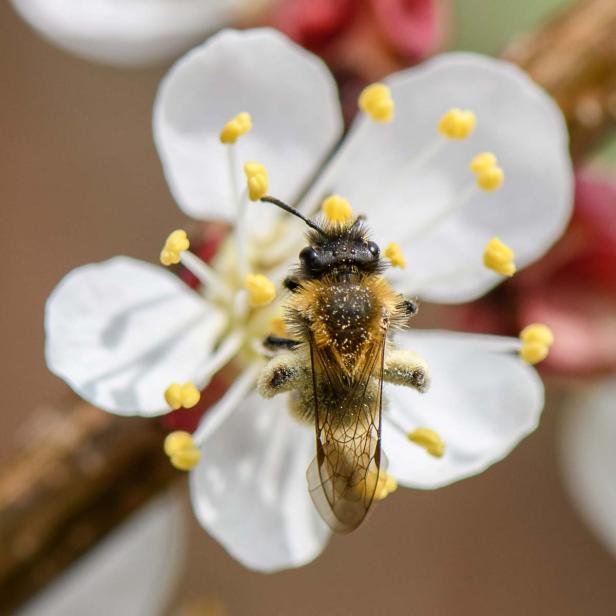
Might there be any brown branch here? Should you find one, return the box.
[504,0,616,159]
[0,402,176,614]
[1,0,616,612]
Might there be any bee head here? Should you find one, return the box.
[299,222,382,277]
[259,195,383,277]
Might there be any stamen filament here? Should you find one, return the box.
[180,251,232,301]
[383,412,409,437]
[234,189,250,280]
[406,264,478,296]
[193,364,262,447]
[195,330,245,390]
[406,137,447,175]
[405,183,476,245]
[259,226,305,268]
[233,289,249,320]
[227,145,240,211]
[384,416,446,458]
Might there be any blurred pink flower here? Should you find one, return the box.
[454,171,616,377]
[272,0,449,121]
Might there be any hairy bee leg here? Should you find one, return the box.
[383,348,430,393]
[257,352,310,398]
[263,335,300,351]
[283,276,301,292]
[399,298,418,317]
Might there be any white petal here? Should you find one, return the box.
[383,330,544,488]
[190,391,330,572]
[311,53,572,303]
[154,28,343,222]
[10,0,243,66]
[45,256,226,416]
[560,380,616,557]
[17,491,186,616]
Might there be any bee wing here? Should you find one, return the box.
[306,330,387,533]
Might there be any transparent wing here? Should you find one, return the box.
[306,330,387,533]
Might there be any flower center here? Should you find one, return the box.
[154,94,553,478]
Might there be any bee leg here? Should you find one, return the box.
[383,348,430,393]
[257,352,310,398]
[283,276,302,293]
[263,335,300,351]
[399,298,418,317]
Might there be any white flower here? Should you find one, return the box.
[45,29,573,572]
[560,379,616,558]
[9,0,267,66]
[17,492,185,616]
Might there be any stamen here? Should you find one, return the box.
[407,428,446,458]
[321,195,352,224]
[405,183,476,244]
[160,230,189,266]
[519,324,554,364]
[270,316,287,337]
[234,188,250,280]
[384,242,406,269]
[360,469,398,501]
[195,330,244,389]
[164,382,201,410]
[163,431,201,471]
[438,108,476,140]
[470,152,504,191]
[358,83,394,122]
[179,251,232,301]
[244,161,269,201]
[470,152,497,174]
[373,473,398,501]
[244,274,276,307]
[476,166,504,191]
[193,364,262,447]
[483,237,516,277]
[219,112,252,145]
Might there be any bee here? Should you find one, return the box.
[257,196,430,533]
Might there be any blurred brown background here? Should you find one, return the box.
[2,1,616,614]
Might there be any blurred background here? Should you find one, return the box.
[2,0,616,614]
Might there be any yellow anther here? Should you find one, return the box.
[322,195,353,224]
[483,237,516,277]
[438,108,476,139]
[520,324,555,347]
[358,83,394,122]
[244,273,276,307]
[243,161,269,201]
[270,317,287,337]
[362,470,398,501]
[219,112,252,145]
[160,230,189,266]
[520,343,550,365]
[470,152,497,174]
[519,324,554,365]
[374,473,398,501]
[476,165,504,191]
[163,431,201,471]
[408,427,445,458]
[384,242,406,269]
[163,431,194,456]
[164,382,201,410]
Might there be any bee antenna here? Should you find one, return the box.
[260,196,325,235]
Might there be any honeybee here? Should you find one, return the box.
[257,196,429,533]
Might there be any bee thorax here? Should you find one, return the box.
[314,283,377,353]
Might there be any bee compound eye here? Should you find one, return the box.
[367,241,380,258]
[299,246,320,268]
